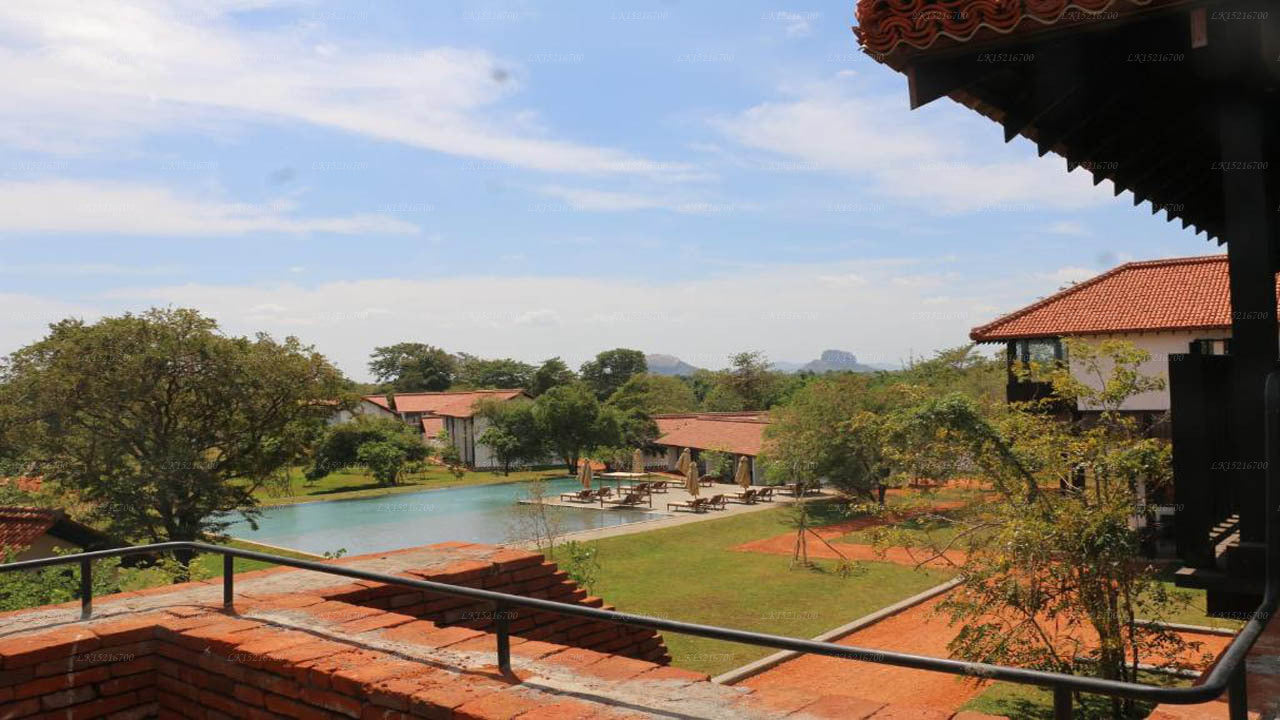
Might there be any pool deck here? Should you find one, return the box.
[516,481,829,545]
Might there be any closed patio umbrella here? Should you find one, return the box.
[676,448,691,475]
[686,460,700,497]
[632,448,645,474]
[735,456,751,489]
[579,459,593,490]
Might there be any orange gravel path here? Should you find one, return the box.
[743,595,986,709]
[741,594,1234,714]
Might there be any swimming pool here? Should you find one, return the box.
[228,476,656,556]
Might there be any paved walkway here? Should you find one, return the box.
[518,481,825,546]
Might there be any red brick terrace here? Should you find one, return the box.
[0,542,1004,719]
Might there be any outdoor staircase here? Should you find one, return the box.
[1175,514,1265,616]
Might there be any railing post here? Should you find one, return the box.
[1053,687,1072,720]
[79,557,92,620]
[495,602,511,675]
[1228,665,1248,720]
[223,554,234,610]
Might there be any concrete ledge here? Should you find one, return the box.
[711,577,963,686]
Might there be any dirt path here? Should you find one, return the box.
[741,594,1234,714]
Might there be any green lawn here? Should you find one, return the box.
[253,465,569,506]
[190,537,325,578]
[838,511,977,546]
[584,503,953,676]
[960,671,1181,719]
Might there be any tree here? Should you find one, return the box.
[0,308,344,567]
[529,357,576,396]
[579,348,647,400]
[606,374,698,415]
[455,355,535,390]
[307,416,427,485]
[368,343,455,392]
[890,344,1004,404]
[885,340,1190,718]
[355,438,422,486]
[763,373,894,499]
[476,398,545,474]
[722,351,785,410]
[533,383,623,473]
[702,383,747,412]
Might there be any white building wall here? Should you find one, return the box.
[327,399,395,426]
[14,534,82,562]
[1069,331,1223,412]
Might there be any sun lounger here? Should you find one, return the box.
[706,494,727,510]
[649,480,669,493]
[727,489,756,504]
[603,491,648,508]
[592,487,612,501]
[619,481,650,495]
[666,497,708,513]
[755,487,774,502]
[559,489,594,503]
[698,474,717,487]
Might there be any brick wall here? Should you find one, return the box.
[318,547,671,665]
[0,606,701,720]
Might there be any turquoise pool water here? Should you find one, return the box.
[228,476,655,556]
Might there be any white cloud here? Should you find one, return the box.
[0,260,1006,379]
[0,1,682,177]
[1044,221,1091,236]
[535,185,748,214]
[1038,266,1099,287]
[0,180,419,236]
[716,81,1113,213]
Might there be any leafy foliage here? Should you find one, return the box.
[475,398,546,474]
[763,373,895,498]
[308,416,427,486]
[606,373,699,415]
[556,540,602,595]
[368,342,456,392]
[579,348,647,401]
[532,383,625,473]
[0,547,207,612]
[528,357,577,396]
[883,341,1188,718]
[455,355,535,390]
[0,308,344,554]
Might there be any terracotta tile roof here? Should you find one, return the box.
[969,254,1273,342]
[421,416,444,437]
[364,390,527,418]
[653,413,771,457]
[0,506,117,553]
[0,507,57,550]
[855,0,1192,59]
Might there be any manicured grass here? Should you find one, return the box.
[191,537,325,578]
[838,511,975,546]
[960,671,1181,719]
[586,503,953,676]
[253,465,569,506]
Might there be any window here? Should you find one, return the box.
[1008,338,1065,366]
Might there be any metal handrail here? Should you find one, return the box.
[2,369,1277,719]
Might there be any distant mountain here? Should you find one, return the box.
[773,350,883,374]
[646,353,703,376]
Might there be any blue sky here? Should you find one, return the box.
[0,0,1213,380]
